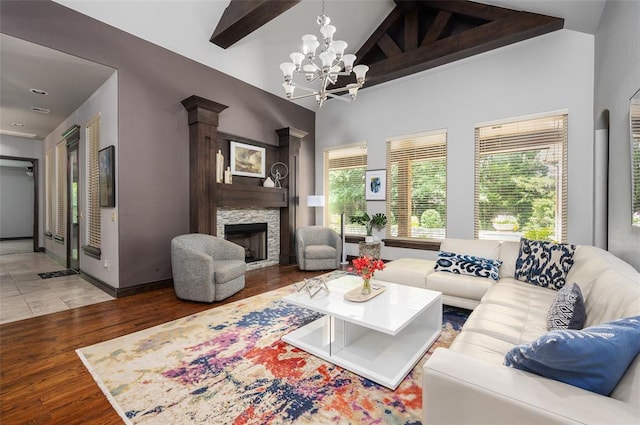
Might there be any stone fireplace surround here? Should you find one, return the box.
[217,208,280,270]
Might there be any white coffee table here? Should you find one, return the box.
[282,274,442,389]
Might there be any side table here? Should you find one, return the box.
[359,241,381,259]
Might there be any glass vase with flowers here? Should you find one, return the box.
[350,256,386,295]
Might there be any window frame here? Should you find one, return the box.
[385,130,448,242]
[474,113,569,242]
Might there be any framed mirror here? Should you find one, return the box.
[631,88,640,227]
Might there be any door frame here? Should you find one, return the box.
[0,154,39,252]
[64,125,81,270]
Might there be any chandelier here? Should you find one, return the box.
[279,2,369,107]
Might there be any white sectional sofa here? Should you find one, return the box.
[375,238,640,424]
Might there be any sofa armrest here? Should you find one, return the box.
[423,348,640,425]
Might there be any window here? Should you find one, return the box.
[55,140,66,239]
[386,131,447,240]
[45,150,54,236]
[474,114,568,242]
[631,98,640,227]
[86,114,101,249]
[324,144,367,235]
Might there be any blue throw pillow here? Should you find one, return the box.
[504,316,640,395]
[547,282,586,330]
[434,251,503,281]
[515,238,576,290]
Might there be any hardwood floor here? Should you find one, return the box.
[0,264,327,424]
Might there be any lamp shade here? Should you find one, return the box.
[307,195,325,207]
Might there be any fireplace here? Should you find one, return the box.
[224,223,267,263]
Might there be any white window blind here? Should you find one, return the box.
[55,141,66,238]
[324,144,367,235]
[474,114,568,242]
[86,114,101,248]
[631,101,640,225]
[45,150,54,234]
[386,131,447,240]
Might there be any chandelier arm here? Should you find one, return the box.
[326,93,353,103]
[290,84,321,94]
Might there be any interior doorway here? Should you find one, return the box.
[0,155,39,253]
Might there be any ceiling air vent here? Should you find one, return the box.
[30,106,50,114]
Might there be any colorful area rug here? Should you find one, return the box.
[77,271,469,424]
[38,269,79,279]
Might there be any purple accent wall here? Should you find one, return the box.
[0,0,316,288]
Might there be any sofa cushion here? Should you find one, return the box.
[441,238,501,260]
[427,272,494,303]
[498,241,520,279]
[434,251,502,281]
[546,282,586,330]
[374,258,434,288]
[514,238,576,290]
[213,259,247,283]
[504,316,640,396]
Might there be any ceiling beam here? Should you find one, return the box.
[210,0,300,49]
[363,12,564,88]
[336,1,563,90]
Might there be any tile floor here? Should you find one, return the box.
[0,241,114,324]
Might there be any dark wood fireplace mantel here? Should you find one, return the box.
[182,94,307,265]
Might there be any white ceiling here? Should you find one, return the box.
[0,0,606,142]
[0,34,115,141]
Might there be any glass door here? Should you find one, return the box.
[67,142,80,271]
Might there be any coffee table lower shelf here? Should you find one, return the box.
[282,307,441,390]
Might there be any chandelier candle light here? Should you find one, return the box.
[279,3,369,107]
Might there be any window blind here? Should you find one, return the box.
[474,114,568,242]
[631,102,640,221]
[86,114,101,248]
[55,141,66,238]
[324,144,367,234]
[386,131,447,240]
[45,150,54,234]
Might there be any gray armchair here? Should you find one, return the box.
[171,234,247,302]
[295,226,342,271]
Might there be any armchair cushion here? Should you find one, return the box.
[295,226,342,271]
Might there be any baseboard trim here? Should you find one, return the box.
[0,236,33,241]
[80,272,117,297]
[115,279,173,298]
[80,272,173,298]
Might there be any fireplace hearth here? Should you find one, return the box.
[224,223,267,263]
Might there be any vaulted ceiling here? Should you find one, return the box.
[212,0,563,92]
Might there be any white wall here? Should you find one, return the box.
[316,30,595,261]
[594,0,640,271]
[42,72,119,286]
[0,166,34,238]
[0,135,45,247]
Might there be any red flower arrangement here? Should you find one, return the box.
[350,256,385,280]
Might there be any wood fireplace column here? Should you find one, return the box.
[277,127,308,265]
[181,95,228,235]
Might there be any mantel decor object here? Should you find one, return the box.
[230,141,265,178]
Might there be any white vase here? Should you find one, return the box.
[263,177,275,187]
[365,236,374,243]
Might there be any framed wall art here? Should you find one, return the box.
[230,141,266,178]
[365,169,386,201]
[99,145,115,207]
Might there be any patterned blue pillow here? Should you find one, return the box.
[515,238,576,290]
[504,316,640,395]
[547,282,586,330]
[434,251,503,281]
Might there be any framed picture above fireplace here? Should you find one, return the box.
[230,141,266,178]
